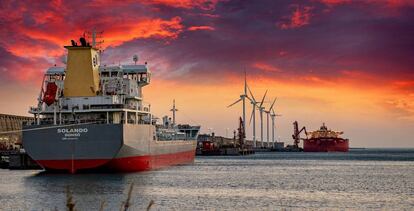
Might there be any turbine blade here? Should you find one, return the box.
[268,98,277,111]
[247,85,256,102]
[249,106,255,125]
[227,98,242,108]
[259,90,268,108]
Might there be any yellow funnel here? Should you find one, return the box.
[63,46,100,97]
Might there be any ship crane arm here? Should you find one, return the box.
[292,121,308,148]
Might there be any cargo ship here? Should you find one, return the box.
[303,123,349,152]
[292,121,349,152]
[22,34,200,173]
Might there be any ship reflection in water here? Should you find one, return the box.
[0,149,412,210]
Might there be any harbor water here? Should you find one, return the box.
[0,148,413,210]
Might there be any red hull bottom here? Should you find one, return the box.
[37,150,195,173]
[304,138,349,152]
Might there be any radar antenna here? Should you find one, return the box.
[84,29,104,50]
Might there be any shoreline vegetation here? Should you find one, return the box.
[64,183,154,211]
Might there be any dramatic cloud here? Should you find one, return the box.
[103,17,184,47]
[1,0,413,84]
[141,0,221,10]
[278,5,314,29]
[0,47,51,82]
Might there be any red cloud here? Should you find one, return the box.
[0,47,51,83]
[1,15,184,58]
[319,0,351,6]
[278,5,314,29]
[252,63,281,73]
[141,0,221,10]
[187,26,215,31]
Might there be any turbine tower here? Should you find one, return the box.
[270,106,282,148]
[228,71,248,132]
[265,98,277,148]
[258,90,267,148]
[247,85,258,148]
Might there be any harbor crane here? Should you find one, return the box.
[292,121,308,148]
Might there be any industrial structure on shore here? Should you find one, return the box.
[0,114,34,150]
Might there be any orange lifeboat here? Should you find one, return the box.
[43,82,58,106]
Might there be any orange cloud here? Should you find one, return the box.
[392,80,414,89]
[300,76,332,85]
[383,95,414,121]
[6,41,64,58]
[102,16,184,47]
[187,25,215,31]
[278,5,313,29]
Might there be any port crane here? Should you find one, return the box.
[292,121,308,148]
[237,117,246,147]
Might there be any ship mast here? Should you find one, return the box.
[170,99,178,126]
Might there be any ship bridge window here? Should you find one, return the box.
[124,73,139,80]
[111,72,119,77]
[101,72,109,77]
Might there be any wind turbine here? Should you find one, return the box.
[247,85,258,148]
[228,71,248,133]
[265,98,277,148]
[270,105,282,148]
[258,90,267,148]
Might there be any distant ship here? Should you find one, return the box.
[303,123,349,152]
[22,33,200,173]
[292,121,349,152]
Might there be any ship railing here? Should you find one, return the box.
[156,133,197,141]
[28,119,108,126]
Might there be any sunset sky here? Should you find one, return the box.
[0,0,413,147]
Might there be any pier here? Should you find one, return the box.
[0,114,40,169]
[0,114,34,150]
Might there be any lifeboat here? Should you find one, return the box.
[43,82,58,106]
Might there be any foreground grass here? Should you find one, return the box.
[64,183,154,211]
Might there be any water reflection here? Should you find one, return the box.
[23,171,154,210]
[0,150,412,210]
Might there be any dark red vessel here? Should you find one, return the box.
[303,123,349,152]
